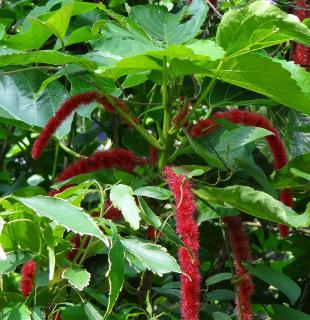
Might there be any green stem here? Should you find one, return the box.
[59,141,82,159]
[169,59,224,135]
[158,56,171,170]
[101,90,162,150]
[51,142,60,182]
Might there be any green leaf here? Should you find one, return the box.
[206,273,233,286]
[33,3,73,42]
[0,251,33,274]
[104,235,125,320]
[246,264,301,304]
[212,312,232,320]
[3,2,97,50]
[187,134,224,168]
[65,26,98,47]
[206,289,235,301]
[207,53,310,116]
[84,302,103,320]
[138,197,161,228]
[194,186,310,227]
[15,196,109,246]
[217,0,310,57]
[238,154,277,197]
[271,305,310,320]
[197,200,239,224]
[290,168,310,182]
[121,237,181,276]
[1,303,31,320]
[0,50,96,70]
[130,0,208,47]
[96,55,162,80]
[134,186,172,200]
[62,267,91,291]
[273,153,310,188]
[0,70,73,138]
[110,184,141,230]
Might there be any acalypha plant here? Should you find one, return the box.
[0,0,309,319]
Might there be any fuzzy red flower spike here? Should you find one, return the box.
[165,167,201,320]
[20,260,37,298]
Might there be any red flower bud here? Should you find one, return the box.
[20,260,37,298]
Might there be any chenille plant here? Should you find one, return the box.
[0,0,310,319]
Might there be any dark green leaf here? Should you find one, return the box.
[271,305,310,320]
[246,264,301,304]
[206,289,235,301]
[206,273,233,286]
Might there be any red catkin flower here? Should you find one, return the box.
[293,1,310,71]
[173,106,189,127]
[164,167,201,320]
[189,109,292,237]
[20,260,37,298]
[55,148,137,183]
[31,92,137,159]
[224,216,254,320]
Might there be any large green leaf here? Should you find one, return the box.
[121,237,181,276]
[194,185,310,227]
[246,264,301,305]
[95,23,224,61]
[110,184,141,230]
[130,0,208,47]
[104,235,125,320]
[0,70,72,137]
[0,50,97,70]
[15,196,109,246]
[205,53,310,116]
[217,0,310,57]
[271,305,310,320]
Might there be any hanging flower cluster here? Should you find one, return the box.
[190,109,292,237]
[165,167,201,320]
[30,86,292,320]
[20,260,37,298]
[224,217,254,320]
[31,92,136,160]
[293,0,310,71]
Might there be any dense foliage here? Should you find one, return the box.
[0,0,310,319]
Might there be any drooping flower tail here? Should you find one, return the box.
[293,0,310,71]
[224,216,254,320]
[165,167,201,320]
[189,109,292,237]
[31,92,136,159]
[20,260,37,298]
[55,148,137,183]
